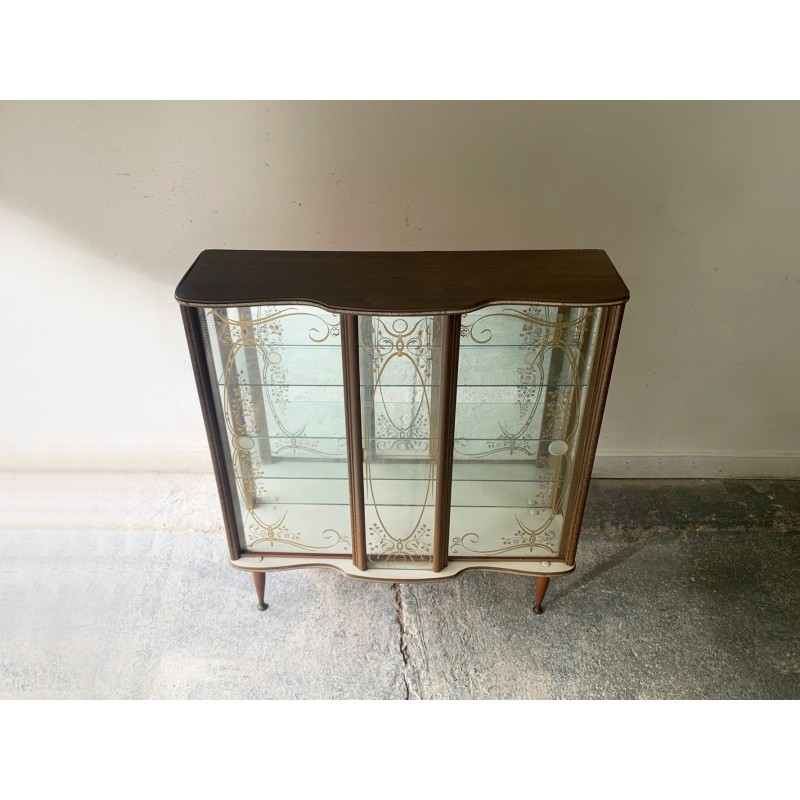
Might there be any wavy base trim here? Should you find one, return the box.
[231,555,574,582]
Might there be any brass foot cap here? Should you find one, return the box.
[258,602,268,611]
[533,605,545,615]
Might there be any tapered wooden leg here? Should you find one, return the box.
[253,571,268,611]
[533,576,550,615]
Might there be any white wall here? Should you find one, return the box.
[1,101,798,477]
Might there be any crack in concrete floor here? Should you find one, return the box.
[392,583,415,700]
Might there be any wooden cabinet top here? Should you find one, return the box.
[175,249,629,313]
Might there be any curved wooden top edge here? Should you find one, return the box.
[175,249,630,312]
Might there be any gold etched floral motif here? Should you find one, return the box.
[450,305,597,557]
[451,517,559,556]
[367,521,432,559]
[247,518,348,551]
[210,306,350,551]
[361,316,437,562]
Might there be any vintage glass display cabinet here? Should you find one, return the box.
[176,250,628,614]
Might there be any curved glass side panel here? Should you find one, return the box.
[449,304,601,559]
[358,315,441,569]
[203,304,351,554]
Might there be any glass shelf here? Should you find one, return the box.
[234,451,560,478]
[234,460,566,482]
[229,433,573,448]
[243,479,562,509]
[220,342,342,348]
[219,380,586,390]
[214,395,588,445]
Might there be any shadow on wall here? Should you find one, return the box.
[5,100,794,289]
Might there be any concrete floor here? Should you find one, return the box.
[0,478,798,699]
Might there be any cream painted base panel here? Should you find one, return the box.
[232,555,573,582]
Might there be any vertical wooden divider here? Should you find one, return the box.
[341,313,368,571]
[433,314,461,573]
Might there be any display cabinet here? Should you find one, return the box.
[176,250,628,614]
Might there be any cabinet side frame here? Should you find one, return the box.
[433,314,461,572]
[341,313,368,571]
[560,303,625,565]
[181,305,243,561]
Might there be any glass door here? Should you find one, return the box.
[358,314,442,568]
[203,304,352,555]
[448,304,601,560]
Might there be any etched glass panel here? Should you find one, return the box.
[359,315,441,569]
[203,304,351,554]
[449,305,601,559]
